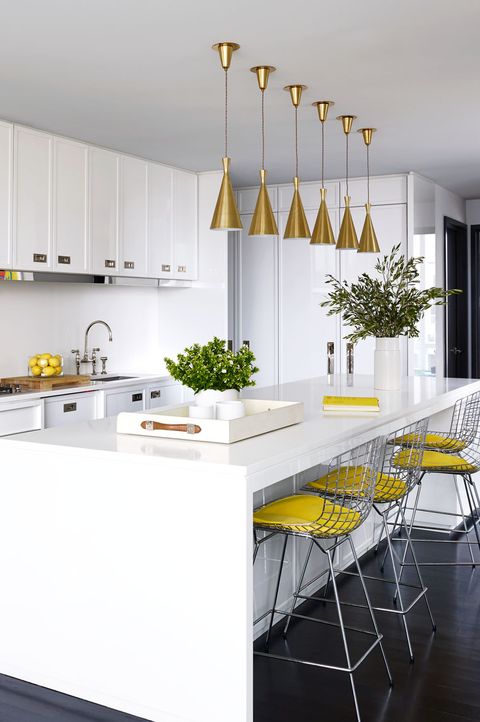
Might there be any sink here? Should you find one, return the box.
[90,375,138,384]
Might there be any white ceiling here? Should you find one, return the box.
[1,0,479,197]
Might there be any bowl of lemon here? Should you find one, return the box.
[28,353,63,377]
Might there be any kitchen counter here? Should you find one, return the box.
[0,375,478,722]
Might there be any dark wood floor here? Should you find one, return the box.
[254,528,480,722]
[0,530,479,721]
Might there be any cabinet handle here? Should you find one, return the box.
[105,259,116,269]
[33,253,47,263]
[161,264,171,272]
[124,261,135,270]
[150,390,161,399]
[63,402,77,413]
[177,265,186,273]
[58,255,71,265]
[132,392,143,402]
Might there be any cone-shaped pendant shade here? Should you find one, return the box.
[249,170,278,236]
[210,157,242,230]
[310,188,335,245]
[284,177,311,239]
[336,197,359,250]
[358,203,380,253]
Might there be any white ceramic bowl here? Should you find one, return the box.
[215,400,246,421]
[188,404,214,419]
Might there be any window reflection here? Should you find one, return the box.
[412,234,436,376]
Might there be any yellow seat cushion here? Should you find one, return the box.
[394,449,478,473]
[393,432,466,452]
[306,466,407,503]
[253,494,361,537]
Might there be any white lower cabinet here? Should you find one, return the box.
[147,383,183,409]
[0,400,42,436]
[44,392,98,428]
[105,387,146,417]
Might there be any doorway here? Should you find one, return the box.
[444,216,469,378]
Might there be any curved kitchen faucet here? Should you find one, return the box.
[71,320,113,375]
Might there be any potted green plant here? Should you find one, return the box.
[164,337,259,405]
[321,245,459,389]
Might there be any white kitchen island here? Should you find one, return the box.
[0,375,479,722]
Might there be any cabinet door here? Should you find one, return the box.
[105,387,146,417]
[13,126,53,271]
[147,163,173,278]
[279,209,341,383]
[0,121,13,269]
[53,137,89,273]
[89,147,119,275]
[339,203,408,373]
[173,170,197,280]
[147,383,182,409]
[238,215,278,388]
[119,155,148,277]
[44,392,98,428]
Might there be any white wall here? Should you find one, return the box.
[0,172,228,378]
[466,199,480,226]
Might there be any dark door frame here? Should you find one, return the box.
[444,216,469,377]
[471,224,480,378]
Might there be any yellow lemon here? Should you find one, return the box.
[39,353,52,360]
[37,358,49,368]
[28,356,38,368]
[43,365,55,377]
[31,365,42,376]
[49,357,60,368]
[54,366,62,375]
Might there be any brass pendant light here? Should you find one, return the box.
[357,128,380,253]
[310,101,336,245]
[249,66,278,236]
[336,114,359,250]
[283,84,311,239]
[210,42,243,231]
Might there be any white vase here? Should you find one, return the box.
[194,389,240,407]
[374,337,401,390]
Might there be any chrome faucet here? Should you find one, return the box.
[72,320,113,375]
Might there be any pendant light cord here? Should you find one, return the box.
[295,106,299,177]
[224,69,228,158]
[321,121,325,188]
[261,90,265,170]
[367,143,370,205]
[345,132,349,197]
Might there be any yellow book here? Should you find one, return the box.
[323,396,380,412]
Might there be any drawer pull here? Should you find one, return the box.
[161,264,171,272]
[132,393,143,402]
[124,261,135,270]
[141,420,201,434]
[177,265,186,273]
[150,390,161,399]
[63,402,77,413]
[105,259,116,269]
[58,255,71,265]
[33,253,47,263]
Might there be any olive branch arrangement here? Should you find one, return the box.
[320,245,460,344]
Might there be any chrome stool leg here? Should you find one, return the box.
[462,475,480,552]
[383,513,415,662]
[283,537,314,638]
[453,475,476,566]
[265,534,288,651]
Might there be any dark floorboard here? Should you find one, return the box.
[0,530,479,720]
[254,528,480,722]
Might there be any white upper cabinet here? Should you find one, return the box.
[89,147,119,275]
[0,121,13,269]
[13,126,53,271]
[53,137,89,273]
[173,170,198,280]
[147,163,173,279]
[340,175,407,207]
[279,181,340,212]
[119,156,148,277]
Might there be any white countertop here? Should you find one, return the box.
[6,375,480,486]
[0,373,174,404]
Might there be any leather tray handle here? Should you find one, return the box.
[140,420,202,434]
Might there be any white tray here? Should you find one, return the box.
[116,399,304,444]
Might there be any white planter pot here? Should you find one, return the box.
[374,337,401,390]
[194,389,240,407]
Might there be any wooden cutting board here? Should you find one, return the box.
[1,374,91,391]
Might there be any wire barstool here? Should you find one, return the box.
[392,391,480,567]
[305,418,436,662]
[253,436,392,722]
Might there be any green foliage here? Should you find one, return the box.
[164,337,259,393]
[320,245,460,344]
